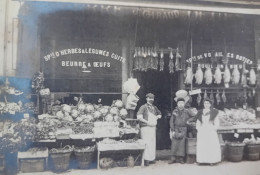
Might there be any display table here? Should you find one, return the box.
[17,148,48,172]
[217,124,260,143]
[96,140,146,169]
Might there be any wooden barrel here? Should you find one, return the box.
[50,152,71,172]
[227,143,245,162]
[245,144,260,161]
[220,144,227,161]
[74,151,94,169]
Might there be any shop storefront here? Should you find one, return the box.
[1,0,260,174]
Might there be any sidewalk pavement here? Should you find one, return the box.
[17,160,260,175]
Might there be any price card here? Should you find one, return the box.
[92,138,96,142]
[234,133,239,138]
[24,113,30,119]
[256,107,260,112]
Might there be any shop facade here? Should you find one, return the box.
[1,0,260,173]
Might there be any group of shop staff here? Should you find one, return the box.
[137,90,221,166]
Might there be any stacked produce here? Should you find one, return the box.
[218,108,260,127]
[0,102,22,114]
[243,135,260,145]
[35,99,134,140]
[0,117,36,153]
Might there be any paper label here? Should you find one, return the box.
[234,133,239,138]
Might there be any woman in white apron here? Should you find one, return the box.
[137,93,162,166]
[196,98,221,165]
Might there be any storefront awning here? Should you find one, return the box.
[15,0,260,15]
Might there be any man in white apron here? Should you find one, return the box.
[137,93,161,166]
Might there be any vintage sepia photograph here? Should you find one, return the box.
[0,0,260,175]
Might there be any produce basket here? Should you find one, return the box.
[227,143,245,162]
[49,145,73,172]
[245,144,260,161]
[74,146,95,169]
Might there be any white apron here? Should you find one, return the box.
[196,114,221,163]
[140,109,157,161]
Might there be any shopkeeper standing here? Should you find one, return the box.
[169,90,197,164]
[137,93,162,166]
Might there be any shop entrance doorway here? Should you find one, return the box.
[133,62,180,150]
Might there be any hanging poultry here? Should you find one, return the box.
[159,50,164,71]
[169,50,175,74]
[195,65,203,85]
[184,67,193,85]
[214,66,222,84]
[241,63,248,87]
[197,93,202,106]
[232,65,240,84]
[249,68,256,85]
[203,90,208,100]
[175,48,181,71]
[223,64,231,86]
[209,90,215,105]
[221,90,227,104]
[216,90,221,105]
[204,67,213,85]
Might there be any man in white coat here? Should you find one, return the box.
[137,93,161,166]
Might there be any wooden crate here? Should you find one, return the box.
[186,138,197,155]
[20,159,45,172]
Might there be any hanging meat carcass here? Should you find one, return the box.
[223,64,231,85]
[221,90,227,104]
[159,50,164,71]
[216,90,221,105]
[249,68,256,85]
[169,50,175,74]
[232,65,240,84]
[210,90,215,105]
[184,67,193,85]
[195,65,203,85]
[214,66,222,84]
[204,67,213,85]
[197,93,202,106]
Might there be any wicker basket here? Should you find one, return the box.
[227,143,245,162]
[49,146,72,172]
[245,144,260,161]
[74,150,94,169]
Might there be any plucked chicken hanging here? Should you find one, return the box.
[214,66,222,84]
[221,90,227,104]
[223,64,231,85]
[249,68,256,85]
[184,67,193,85]
[203,90,208,100]
[195,65,203,85]
[241,63,248,87]
[204,67,213,85]
[232,65,240,84]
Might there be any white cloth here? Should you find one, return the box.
[196,114,221,163]
[140,126,156,161]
